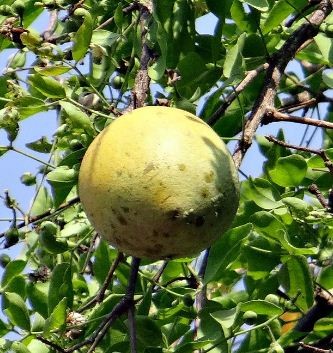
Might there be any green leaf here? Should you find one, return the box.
[46,166,78,207]
[148,56,166,81]
[3,292,31,331]
[262,0,306,34]
[26,339,49,353]
[15,96,47,119]
[91,29,119,47]
[204,223,252,283]
[44,297,67,336]
[11,342,32,353]
[205,0,233,19]
[314,318,333,333]
[27,282,49,318]
[39,221,68,254]
[25,136,52,153]
[135,316,162,347]
[1,259,26,287]
[268,155,307,187]
[279,255,314,311]
[251,211,286,242]
[28,73,66,99]
[93,239,113,285]
[5,275,26,298]
[223,33,246,79]
[252,211,318,255]
[174,339,213,353]
[243,242,280,280]
[48,263,73,314]
[60,101,95,135]
[0,319,9,337]
[315,33,333,64]
[35,65,71,76]
[242,178,282,209]
[20,30,42,50]
[0,146,9,157]
[211,308,237,329]
[243,0,269,11]
[72,9,93,62]
[231,1,258,33]
[322,70,333,88]
[29,187,53,217]
[307,148,333,168]
[239,300,283,316]
[282,197,311,217]
[318,264,333,289]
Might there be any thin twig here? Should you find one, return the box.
[264,109,333,130]
[300,342,333,353]
[80,232,99,274]
[78,252,125,312]
[308,184,328,208]
[265,135,333,174]
[36,335,66,353]
[207,63,269,126]
[0,196,80,239]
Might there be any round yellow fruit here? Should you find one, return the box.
[79,106,239,259]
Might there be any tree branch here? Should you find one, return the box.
[299,342,333,353]
[232,0,332,169]
[65,257,141,353]
[207,63,269,126]
[308,184,329,208]
[132,4,152,108]
[264,109,333,130]
[0,196,80,240]
[78,252,125,312]
[265,135,333,174]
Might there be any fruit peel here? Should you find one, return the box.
[79,106,239,259]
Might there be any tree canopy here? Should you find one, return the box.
[1,1,333,353]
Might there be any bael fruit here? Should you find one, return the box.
[79,106,239,259]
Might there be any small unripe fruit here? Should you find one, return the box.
[265,294,280,306]
[0,254,11,268]
[111,75,125,90]
[243,310,257,325]
[183,293,195,307]
[20,172,36,186]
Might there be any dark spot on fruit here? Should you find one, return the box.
[143,162,157,174]
[121,206,130,213]
[168,209,181,220]
[152,229,158,237]
[117,215,127,225]
[204,171,214,183]
[195,216,205,227]
[201,188,209,198]
[178,163,186,171]
[163,232,170,238]
[116,170,122,176]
